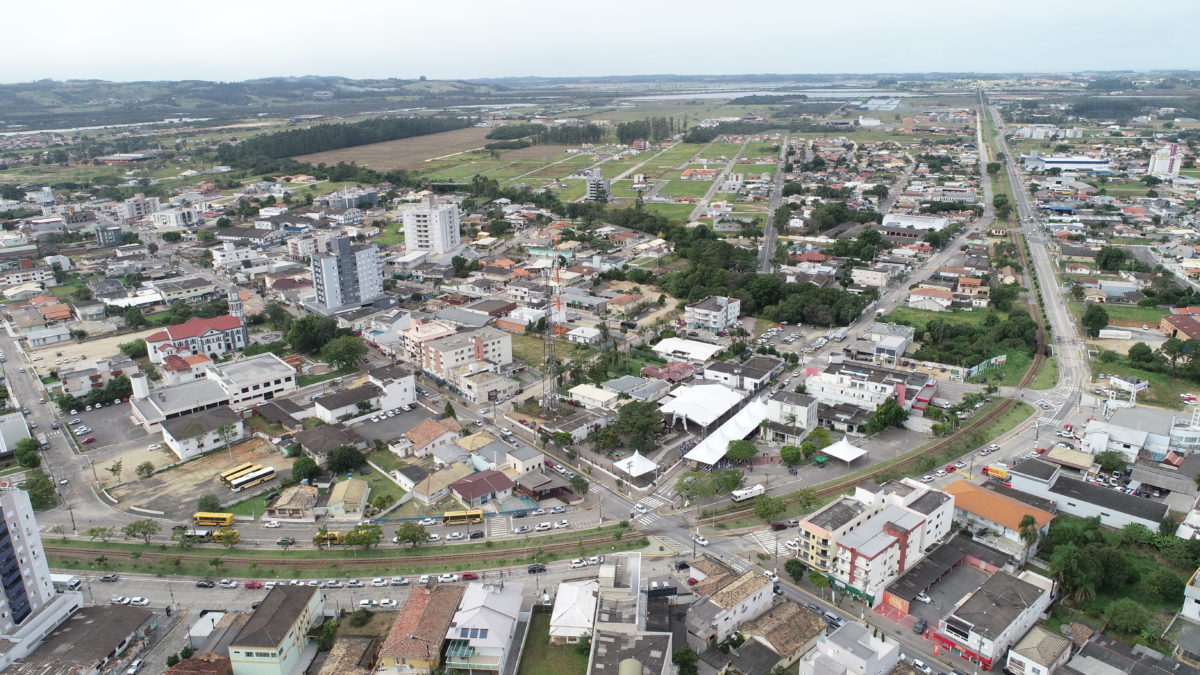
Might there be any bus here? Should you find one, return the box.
[314,531,342,546]
[442,510,484,526]
[214,528,241,544]
[229,466,276,492]
[50,573,81,592]
[180,529,213,543]
[219,463,261,486]
[193,512,235,527]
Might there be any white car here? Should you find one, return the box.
[391,577,409,586]
[910,658,933,674]
[784,539,801,552]
[359,599,377,608]
[379,598,398,608]
[763,570,779,583]
[634,503,649,514]
[553,520,570,529]
[346,579,364,588]
[427,533,441,542]
[446,532,464,541]
[147,443,162,451]
[417,518,436,526]
[569,558,588,568]
[535,522,553,532]
[514,525,532,534]
[500,428,512,436]
[531,508,546,516]
[110,595,130,605]
[418,575,431,584]
[915,592,932,603]
[439,573,459,583]
[264,520,281,528]
[219,579,238,588]
[921,475,934,483]
[372,578,389,587]
[692,535,709,546]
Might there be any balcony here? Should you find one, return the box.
[444,642,502,671]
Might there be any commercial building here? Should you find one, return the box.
[943,479,1054,561]
[684,296,741,331]
[228,585,324,675]
[805,359,932,414]
[1006,459,1168,530]
[145,314,248,364]
[880,213,949,231]
[0,488,82,671]
[444,582,524,674]
[130,354,298,428]
[797,621,899,675]
[1149,143,1183,178]
[376,585,465,674]
[96,224,124,247]
[1005,625,1073,675]
[703,356,784,392]
[9,605,155,675]
[403,194,462,255]
[311,237,383,310]
[587,554,673,675]
[161,406,246,460]
[1022,151,1111,174]
[149,277,220,304]
[931,571,1055,672]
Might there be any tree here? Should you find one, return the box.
[1082,304,1109,337]
[986,162,1001,175]
[197,494,221,512]
[1160,514,1181,537]
[327,446,366,474]
[291,456,322,482]
[214,529,239,548]
[1018,514,1039,548]
[673,646,699,675]
[779,445,803,467]
[118,339,148,359]
[1105,598,1149,634]
[864,397,909,434]
[610,401,663,452]
[14,438,40,469]
[1146,569,1184,603]
[726,439,758,463]
[106,460,123,482]
[161,231,182,243]
[443,401,457,419]
[343,524,383,550]
[84,526,114,542]
[320,336,367,371]
[122,519,160,544]
[287,315,339,354]
[264,302,293,330]
[1095,450,1127,474]
[570,475,590,496]
[394,521,429,547]
[806,427,833,450]
[123,307,147,329]
[135,461,155,479]
[753,494,786,523]
[1096,246,1127,271]
[784,558,806,583]
[551,431,573,448]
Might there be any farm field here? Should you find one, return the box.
[292,126,492,170]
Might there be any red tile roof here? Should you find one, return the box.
[145,315,243,343]
[379,585,465,660]
[450,469,515,501]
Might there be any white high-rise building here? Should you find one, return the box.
[0,488,82,670]
[1148,143,1182,178]
[312,237,384,310]
[402,194,462,254]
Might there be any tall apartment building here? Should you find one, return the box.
[585,169,611,202]
[402,194,462,254]
[286,231,336,260]
[684,296,741,331]
[95,225,123,247]
[1149,143,1182,178]
[312,237,383,310]
[116,193,160,222]
[0,488,82,670]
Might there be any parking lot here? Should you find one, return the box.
[25,326,163,379]
[908,562,989,627]
[350,405,435,443]
[60,399,152,452]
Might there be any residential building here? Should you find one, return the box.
[212,243,268,269]
[763,391,819,444]
[145,315,248,364]
[0,487,83,672]
[0,266,56,288]
[96,224,123,247]
[736,602,828,674]
[403,194,462,255]
[880,213,949,231]
[116,193,160,222]
[444,582,524,674]
[1005,625,1073,675]
[265,485,319,521]
[367,364,417,412]
[566,326,601,345]
[325,478,370,520]
[376,585,465,675]
[419,327,512,381]
[409,462,473,506]
[57,354,138,398]
[0,413,31,458]
[1149,143,1183,179]
[391,418,462,459]
[943,479,1054,561]
[550,579,598,645]
[312,237,383,310]
[312,384,382,423]
[149,277,219,304]
[797,621,899,675]
[129,354,298,428]
[851,267,890,288]
[684,296,741,331]
[931,571,1055,671]
[286,231,336,261]
[601,375,670,402]
[584,169,610,202]
[907,286,954,311]
[686,570,773,643]
[228,586,324,675]
[568,383,620,410]
[805,360,932,414]
[151,207,197,229]
[161,406,246,460]
[449,469,514,508]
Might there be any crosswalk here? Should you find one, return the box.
[633,494,671,526]
[748,529,781,555]
[490,517,511,538]
[658,536,689,554]
[1036,416,1057,426]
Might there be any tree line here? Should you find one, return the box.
[216,116,472,164]
[533,124,605,146]
[615,117,678,144]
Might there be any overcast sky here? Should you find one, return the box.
[4,0,1196,83]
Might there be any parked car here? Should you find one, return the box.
[527,564,547,574]
[110,596,129,605]
[438,573,459,583]
[514,525,532,534]
[418,517,436,526]
[446,532,465,541]
[244,580,263,589]
[195,579,215,588]
[264,520,281,528]
[379,599,398,608]
[535,522,552,532]
[770,522,787,531]
[553,520,570,529]
[913,617,928,634]
[915,591,932,603]
[100,574,119,582]
[372,578,389,587]
[125,659,145,674]
[468,530,484,540]
[129,597,150,606]
[569,559,588,569]
[461,572,479,580]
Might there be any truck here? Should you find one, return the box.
[50,573,81,592]
[832,328,849,343]
[981,463,1009,481]
[731,484,766,502]
[35,433,49,450]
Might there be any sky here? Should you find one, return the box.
[4,0,1198,83]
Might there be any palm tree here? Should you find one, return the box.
[1018,514,1039,549]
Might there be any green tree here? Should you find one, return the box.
[752,494,786,523]
[610,401,663,452]
[1018,514,1040,548]
[118,339,148,359]
[1081,304,1109,337]
[263,302,293,330]
[343,524,383,550]
[551,431,573,447]
[443,401,457,419]
[327,446,366,474]
[123,307,147,329]
[1146,569,1184,603]
[726,439,758,463]
[321,335,367,371]
[570,475,590,496]
[864,397,909,434]
[106,460,123,482]
[806,427,833,450]
[291,456,322,482]
[14,438,40,469]
[122,518,160,544]
[287,315,339,354]
[135,461,154,479]
[673,646,699,675]
[1105,598,1149,634]
[779,445,803,467]
[1095,450,1127,474]
[197,494,221,512]
[394,521,429,547]
[784,558,806,583]
[84,526,114,542]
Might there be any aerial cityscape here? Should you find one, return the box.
[1,4,1200,675]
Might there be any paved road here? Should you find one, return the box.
[688,138,751,221]
[757,138,789,273]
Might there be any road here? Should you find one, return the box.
[688,138,751,221]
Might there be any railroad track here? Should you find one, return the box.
[44,532,627,571]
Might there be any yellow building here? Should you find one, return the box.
[376,585,465,674]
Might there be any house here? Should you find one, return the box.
[391,417,462,458]
[449,469,514,508]
[686,570,773,642]
[568,383,620,410]
[265,485,319,521]
[640,361,696,384]
[601,375,670,402]
[763,391,819,444]
[943,479,1054,561]
[144,315,248,364]
[295,424,367,459]
[228,586,324,675]
[160,406,245,461]
[549,579,599,645]
[444,582,524,674]
[1005,625,1073,675]
[703,356,784,392]
[931,571,1055,672]
[376,585,465,675]
[312,384,382,423]
[797,621,899,675]
[410,463,474,505]
[325,478,370,520]
[393,464,430,492]
[566,326,602,345]
[738,602,828,673]
[907,287,953,311]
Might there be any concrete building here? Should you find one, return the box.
[1149,143,1183,179]
[943,479,1054,562]
[312,384,382,423]
[1006,459,1168,530]
[684,296,741,331]
[367,364,417,412]
[880,213,949,231]
[149,277,219,304]
[130,354,298,428]
[95,224,123,247]
[325,478,370,520]
[444,582,524,674]
[1184,568,1200,623]
[686,571,773,643]
[797,621,899,675]
[805,359,932,414]
[584,169,611,202]
[931,571,1055,672]
[549,579,598,645]
[1022,151,1111,174]
[161,406,246,460]
[312,237,383,310]
[703,356,784,392]
[403,194,462,255]
[145,315,248,364]
[0,412,31,458]
[228,585,324,675]
[419,327,512,381]
[1005,625,1073,675]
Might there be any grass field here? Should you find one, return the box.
[517,613,588,675]
[885,306,995,331]
[661,180,716,198]
[1094,304,1168,325]
[1028,356,1059,390]
[641,203,697,221]
[1089,359,1189,410]
[510,332,548,369]
[966,350,1031,387]
[293,127,492,170]
[227,494,270,517]
[297,366,358,388]
[737,163,776,175]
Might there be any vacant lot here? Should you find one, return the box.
[501,144,576,159]
[516,613,587,675]
[294,127,492,170]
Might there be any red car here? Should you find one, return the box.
[82,437,96,444]
[945,465,957,472]
[244,580,263,589]
[686,577,699,586]
[461,572,479,581]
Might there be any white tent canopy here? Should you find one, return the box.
[821,438,867,464]
[615,451,658,478]
[660,384,744,430]
[683,399,768,465]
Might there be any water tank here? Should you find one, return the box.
[131,372,149,400]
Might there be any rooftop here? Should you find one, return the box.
[711,571,770,609]
[315,383,383,411]
[1012,624,1072,668]
[1049,475,1169,522]
[8,605,154,674]
[161,406,242,441]
[450,469,515,501]
[944,479,1054,533]
[947,572,1047,641]
[145,314,243,343]
[379,585,465,659]
[232,585,319,649]
[804,496,867,533]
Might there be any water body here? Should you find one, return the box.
[623,89,925,101]
[0,117,213,137]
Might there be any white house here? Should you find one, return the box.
[567,383,619,410]
[444,582,524,673]
[566,326,602,345]
[685,571,773,643]
[368,364,417,412]
[685,296,741,331]
[160,406,245,460]
[550,579,598,645]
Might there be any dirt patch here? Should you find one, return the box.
[109,438,292,519]
[499,144,576,159]
[28,327,164,379]
[293,127,492,170]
